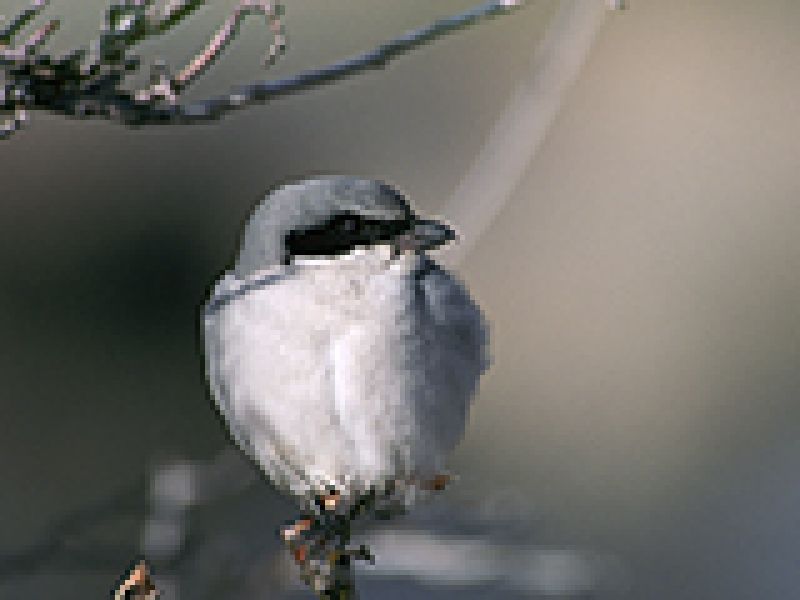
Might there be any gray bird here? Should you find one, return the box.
[202,176,489,594]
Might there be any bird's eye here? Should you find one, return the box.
[342,217,359,232]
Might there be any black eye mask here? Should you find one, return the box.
[284,212,413,263]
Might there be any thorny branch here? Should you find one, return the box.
[0,0,523,139]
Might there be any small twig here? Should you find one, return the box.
[0,107,28,138]
[0,0,49,44]
[113,559,159,600]
[16,17,59,56]
[172,0,284,92]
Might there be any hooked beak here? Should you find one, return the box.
[394,218,457,253]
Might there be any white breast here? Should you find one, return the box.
[203,250,488,504]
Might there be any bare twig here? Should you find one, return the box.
[172,0,285,91]
[0,0,524,138]
[113,559,159,600]
[0,0,49,43]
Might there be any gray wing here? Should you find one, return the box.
[414,257,491,459]
[420,258,490,379]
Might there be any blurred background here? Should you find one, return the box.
[1,0,799,598]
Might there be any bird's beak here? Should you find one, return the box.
[395,218,457,254]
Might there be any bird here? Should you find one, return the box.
[201,176,489,595]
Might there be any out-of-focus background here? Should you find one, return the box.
[1,0,799,598]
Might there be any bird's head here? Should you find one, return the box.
[233,176,456,276]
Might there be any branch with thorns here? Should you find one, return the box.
[0,0,522,139]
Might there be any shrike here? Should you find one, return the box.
[202,176,489,593]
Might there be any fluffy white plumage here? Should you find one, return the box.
[202,177,489,511]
